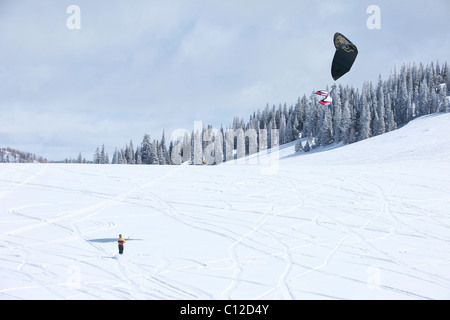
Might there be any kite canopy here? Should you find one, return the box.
[320,95,333,105]
[315,90,328,97]
[315,90,333,105]
[331,32,358,81]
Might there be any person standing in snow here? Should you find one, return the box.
[118,234,126,255]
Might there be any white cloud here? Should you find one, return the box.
[177,22,238,64]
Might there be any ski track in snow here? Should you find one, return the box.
[1,114,450,299]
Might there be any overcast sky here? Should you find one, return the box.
[1,0,449,161]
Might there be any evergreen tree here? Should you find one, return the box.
[295,140,303,153]
[141,134,152,164]
[384,87,396,132]
[158,145,165,165]
[77,152,83,164]
[439,83,449,112]
[127,140,135,164]
[291,114,300,140]
[259,125,268,152]
[112,148,119,164]
[358,84,372,141]
[319,107,333,146]
[135,146,142,164]
[214,130,224,164]
[279,113,286,145]
[331,85,342,143]
[373,76,386,136]
[94,147,101,164]
[303,139,311,152]
[418,79,430,116]
[340,100,351,144]
[150,139,159,165]
[192,130,202,165]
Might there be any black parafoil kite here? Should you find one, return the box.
[331,32,358,81]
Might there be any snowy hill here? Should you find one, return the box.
[1,113,450,300]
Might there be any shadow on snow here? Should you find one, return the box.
[88,238,143,243]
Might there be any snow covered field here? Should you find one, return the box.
[1,113,450,300]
